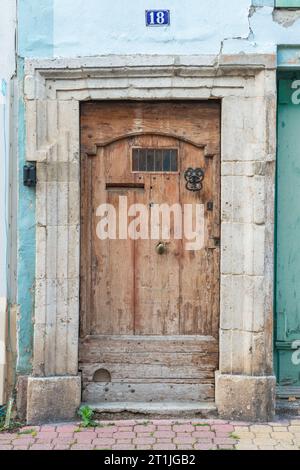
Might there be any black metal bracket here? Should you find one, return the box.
[23,163,37,187]
[184,167,204,192]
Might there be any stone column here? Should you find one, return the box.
[215,69,277,421]
[25,93,81,423]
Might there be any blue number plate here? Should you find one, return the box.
[145,10,170,26]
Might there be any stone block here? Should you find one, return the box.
[26,376,81,424]
[215,373,276,421]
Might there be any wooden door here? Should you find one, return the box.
[276,74,300,393]
[80,101,220,403]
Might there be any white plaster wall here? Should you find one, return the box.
[53,0,251,56]
[52,1,300,57]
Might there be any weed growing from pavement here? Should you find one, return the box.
[18,428,37,437]
[77,405,97,428]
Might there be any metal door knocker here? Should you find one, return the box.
[184,167,205,192]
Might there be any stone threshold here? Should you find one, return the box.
[84,401,218,420]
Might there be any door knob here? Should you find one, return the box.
[155,242,166,255]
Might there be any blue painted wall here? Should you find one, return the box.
[17,1,54,373]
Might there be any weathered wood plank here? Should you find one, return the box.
[80,363,216,380]
[79,352,218,366]
[82,382,215,403]
[80,335,218,355]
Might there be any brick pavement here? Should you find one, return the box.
[0,418,299,450]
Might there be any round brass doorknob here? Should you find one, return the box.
[155,242,166,255]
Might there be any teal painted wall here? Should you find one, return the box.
[276,73,300,386]
[16,1,54,374]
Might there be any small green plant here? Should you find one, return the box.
[0,418,23,433]
[18,428,37,437]
[78,405,96,428]
[229,432,240,440]
[195,423,209,427]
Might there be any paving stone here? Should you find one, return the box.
[153,431,175,438]
[156,425,172,431]
[192,431,215,438]
[74,431,97,440]
[272,426,288,432]
[112,444,135,450]
[194,443,216,450]
[92,438,115,446]
[173,436,195,445]
[19,426,40,433]
[134,425,156,433]
[288,426,300,433]
[2,418,300,451]
[115,439,133,444]
[97,427,118,435]
[36,431,58,440]
[250,425,272,432]
[253,438,278,446]
[71,444,95,450]
[113,431,136,439]
[115,420,136,426]
[218,445,235,449]
[12,438,35,446]
[40,425,57,432]
[117,426,133,432]
[153,444,176,450]
[214,437,237,445]
[56,425,78,433]
[211,424,234,432]
[271,432,294,441]
[0,433,17,440]
[133,437,155,445]
[173,424,194,433]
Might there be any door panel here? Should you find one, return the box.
[80,101,220,402]
[276,75,300,388]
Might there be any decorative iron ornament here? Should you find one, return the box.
[184,167,205,192]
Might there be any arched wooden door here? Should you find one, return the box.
[80,101,220,404]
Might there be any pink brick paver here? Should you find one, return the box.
[0,418,300,450]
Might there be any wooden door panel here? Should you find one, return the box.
[80,101,220,402]
[79,335,218,402]
[133,135,181,335]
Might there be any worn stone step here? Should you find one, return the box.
[84,401,218,420]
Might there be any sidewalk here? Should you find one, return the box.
[0,418,300,450]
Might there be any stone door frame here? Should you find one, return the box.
[23,54,277,423]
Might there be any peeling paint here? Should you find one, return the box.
[273,8,300,27]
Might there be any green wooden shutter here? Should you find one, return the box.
[276,0,300,7]
[276,73,300,387]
